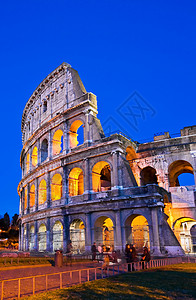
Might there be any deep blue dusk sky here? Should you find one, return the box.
[0,0,195,218]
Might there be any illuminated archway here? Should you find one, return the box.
[125,215,150,253]
[26,153,30,173]
[52,129,63,156]
[92,161,111,192]
[51,174,62,201]
[173,217,196,253]
[69,168,84,196]
[38,179,47,205]
[169,160,194,187]
[29,184,35,207]
[94,216,114,250]
[41,139,48,162]
[24,187,27,210]
[29,226,35,251]
[32,146,38,167]
[190,225,196,253]
[53,221,63,251]
[140,166,158,186]
[69,120,84,148]
[70,219,85,254]
[38,224,47,251]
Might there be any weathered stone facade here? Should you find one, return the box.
[18,62,196,256]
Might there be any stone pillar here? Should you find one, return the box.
[29,147,32,172]
[84,110,90,143]
[48,129,52,159]
[85,213,92,251]
[63,166,69,204]
[27,183,30,213]
[46,172,51,208]
[21,224,24,251]
[190,151,196,186]
[35,177,39,211]
[34,220,38,251]
[115,210,122,251]
[150,207,161,255]
[63,215,69,252]
[37,139,41,166]
[111,151,120,189]
[46,217,52,252]
[26,223,29,251]
[19,223,22,251]
[63,121,69,153]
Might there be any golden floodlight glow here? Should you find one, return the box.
[32,146,38,167]
[69,120,83,148]
[26,153,30,173]
[51,173,62,201]
[29,184,35,207]
[69,167,84,196]
[38,179,47,205]
[52,129,63,156]
[24,187,27,209]
[92,161,111,192]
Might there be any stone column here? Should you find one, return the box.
[46,217,52,252]
[85,213,92,251]
[111,151,120,189]
[34,220,38,251]
[21,224,24,251]
[19,223,22,251]
[27,183,30,213]
[26,223,29,251]
[48,129,52,159]
[46,172,51,208]
[190,151,196,185]
[63,166,69,204]
[35,177,39,211]
[29,147,32,172]
[63,121,68,153]
[63,215,69,252]
[37,139,41,166]
[84,110,90,143]
[150,207,161,255]
[115,210,122,251]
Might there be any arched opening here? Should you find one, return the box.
[52,129,63,156]
[38,224,47,251]
[24,187,27,210]
[70,219,85,254]
[169,160,194,187]
[29,226,35,251]
[38,179,47,205]
[125,215,150,253]
[94,216,114,250]
[43,101,47,113]
[140,166,158,186]
[32,146,38,167]
[51,174,62,201]
[53,221,63,251]
[29,184,35,207]
[92,161,111,192]
[173,217,196,254]
[41,139,48,162]
[23,227,26,250]
[69,120,84,148]
[26,153,30,173]
[69,168,84,196]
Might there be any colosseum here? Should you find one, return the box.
[18,62,196,256]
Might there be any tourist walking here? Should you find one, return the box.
[141,246,151,269]
[91,242,97,261]
[98,243,103,262]
[66,240,73,266]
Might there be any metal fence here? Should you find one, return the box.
[0,256,195,299]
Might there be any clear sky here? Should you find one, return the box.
[0,0,195,218]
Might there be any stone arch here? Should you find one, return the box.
[29,184,35,207]
[126,146,137,161]
[94,216,114,250]
[70,219,85,254]
[92,161,111,192]
[53,221,63,251]
[168,160,194,187]
[38,179,47,205]
[69,167,84,196]
[173,217,196,254]
[124,214,150,253]
[51,173,62,201]
[190,225,196,253]
[26,153,30,173]
[52,129,63,156]
[41,139,48,162]
[32,146,38,167]
[69,120,84,148]
[29,225,35,251]
[38,223,47,251]
[140,166,158,186]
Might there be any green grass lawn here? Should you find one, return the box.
[22,263,196,300]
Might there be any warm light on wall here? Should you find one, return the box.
[52,129,63,156]
[92,161,111,192]
[38,179,47,205]
[29,184,35,207]
[69,168,84,196]
[32,146,38,167]
[69,120,83,148]
[24,187,27,209]
[51,173,62,201]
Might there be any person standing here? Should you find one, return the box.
[91,242,97,261]
[66,240,73,266]
[98,243,103,262]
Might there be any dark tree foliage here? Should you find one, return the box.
[11,214,19,227]
[3,213,10,231]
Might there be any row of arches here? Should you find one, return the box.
[25,121,84,174]
[139,162,195,187]
[24,215,150,253]
[23,161,111,209]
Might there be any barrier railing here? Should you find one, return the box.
[0,256,194,299]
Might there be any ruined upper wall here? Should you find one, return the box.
[21,62,94,144]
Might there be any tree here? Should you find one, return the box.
[11,214,19,228]
[3,213,10,231]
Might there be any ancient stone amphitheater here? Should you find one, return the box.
[18,62,196,256]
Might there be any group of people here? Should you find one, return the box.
[125,243,151,269]
[91,242,119,264]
